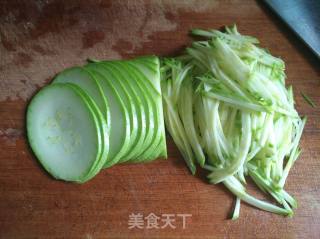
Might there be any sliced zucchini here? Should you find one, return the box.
[68,84,109,182]
[114,61,157,161]
[89,62,147,162]
[139,58,167,159]
[27,83,106,182]
[27,56,167,183]
[129,56,162,95]
[53,67,110,124]
[52,67,111,177]
[87,69,131,168]
[142,137,167,162]
[122,59,167,161]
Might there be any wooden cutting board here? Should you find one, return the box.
[1,1,319,238]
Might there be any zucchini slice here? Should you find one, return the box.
[113,61,157,161]
[87,62,146,162]
[123,59,167,161]
[68,84,109,182]
[133,57,167,159]
[129,56,162,95]
[87,69,132,168]
[52,67,110,124]
[27,83,106,182]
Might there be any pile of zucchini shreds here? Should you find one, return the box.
[160,25,306,219]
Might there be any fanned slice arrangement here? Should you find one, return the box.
[161,25,306,218]
[27,56,167,183]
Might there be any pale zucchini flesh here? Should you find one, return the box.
[27,83,103,183]
[67,84,110,182]
[53,67,110,123]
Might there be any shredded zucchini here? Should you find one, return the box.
[161,25,306,218]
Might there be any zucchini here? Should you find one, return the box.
[91,62,147,161]
[26,56,167,183]
[27,83,107,182]
[88,69,132,168]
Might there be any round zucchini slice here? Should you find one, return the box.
[52,67,110,124]
[67,84,109,182]
[26,83,105,183]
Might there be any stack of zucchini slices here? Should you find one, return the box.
[27,56,167,183]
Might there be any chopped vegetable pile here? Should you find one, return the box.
[161,25,306,218]
[27,56,167,183]
[27,24,306,218]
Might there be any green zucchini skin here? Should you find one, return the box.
[27,83,104,183]
[67,84,109,182]
[27,56,168,183]
[86,63,144,162]
[125,57,167,162]
[86,68,132,168]
[53,67,110,122]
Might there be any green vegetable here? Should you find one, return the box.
[27,24,306,219]
[161,25,306,218]
[301,92,316,108]
[27,56,167,182]
[84,67,132,167]
[231,198,241,220]
[86,63,142,162]
[27,83,109,183]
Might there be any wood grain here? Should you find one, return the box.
[0,0,320,238]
